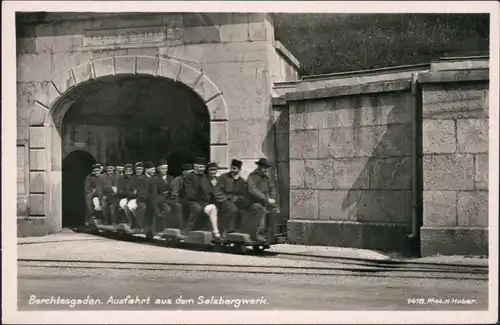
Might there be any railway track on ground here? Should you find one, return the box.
[18,258,488,281]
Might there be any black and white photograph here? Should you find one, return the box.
[2,1,499,324]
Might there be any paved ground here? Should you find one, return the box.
[16,230,489,311]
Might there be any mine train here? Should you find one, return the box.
[82,157,284,254]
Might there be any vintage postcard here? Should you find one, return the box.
[2,1,499,324]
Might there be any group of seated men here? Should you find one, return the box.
[84,157,279,242]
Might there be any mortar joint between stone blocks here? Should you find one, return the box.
[69,69,77,85]
[192,71,204,89]
[50,81,61,96]
[174,64,182,82]
[89,59,96,79]
[153,56,160,76]
[112,57,116,75]
[205,92,223,105]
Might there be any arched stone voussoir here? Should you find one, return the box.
[114,56,136,75]
[177,63,204,89]
[72,61,94,84]
[158,58,182,80]
[136,56,160,75]
[92,57,116,78]
[194,74,221,103]
[206,94,229,121]
[51,70,78,99]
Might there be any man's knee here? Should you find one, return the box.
[161,203,172,213]
[251,203,265,213]
[127,199,138,211]
[169,202,182,211]
[204,204,217,215]
[187,202,202,213]
[119,199,128,209]
[224,201,237,213]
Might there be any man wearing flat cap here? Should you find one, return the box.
[217,159,248,233]
[206,161,237,237]
[128,162,157,232]
[134,161,144,177]
[170,163,193,205]
[183,157,222,238]
[115,163,125,177]
[247,158,278,242]
[84,163,105,226]
[154,159,183,231]
[101,163,119,225]
[117,163,136,227]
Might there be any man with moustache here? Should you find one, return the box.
[154,158,183,231]
[84,163,105,226]
[117,164,136,228]
[100,163,119,226]
[247,158,278,242]
[182,157,221,239]
[217,159,247,234]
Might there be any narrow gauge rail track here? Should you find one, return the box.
[59,228,489,275]
[18,258,488,281]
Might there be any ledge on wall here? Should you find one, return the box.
[273,40,301,71]
[280,78,412,103]
[417,68,490,84]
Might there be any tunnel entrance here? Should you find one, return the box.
[60,74,210,226]
[61,74,210,176]
[62,150,96,227]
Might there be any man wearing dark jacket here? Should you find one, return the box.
[217,159,247,233]
[101,163,119,225]
[118,164,136,226]
[84,163,104,226]
[206,161,238,237]
[154,158,183,231]
[182,157,221,238]
[247,158,278,242]
[129,162,157,231]
[170,163,193,204]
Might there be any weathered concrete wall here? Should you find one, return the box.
[268,41,300,83]
[419,69,489,256]
[16,13,292,236]
[282,80,414,252]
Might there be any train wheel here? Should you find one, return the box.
[235,244,247,254]
[252,245,266,254]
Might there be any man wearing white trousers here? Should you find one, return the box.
[117,164,136,227]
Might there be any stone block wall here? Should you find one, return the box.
[419,69,489,256]
[16,12,289,236]
[283,80,414,252]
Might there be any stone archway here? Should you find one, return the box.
[29,56,230,233]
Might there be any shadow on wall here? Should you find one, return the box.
[339,104,412,246]
[263,109,290,227]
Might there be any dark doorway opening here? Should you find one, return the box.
[62,74,210,176]
[62,150,96,227]
[60,74,211,225]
